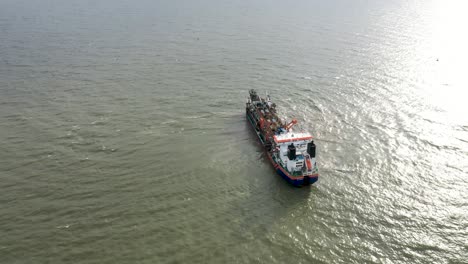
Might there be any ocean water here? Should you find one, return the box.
[1,0,467,263]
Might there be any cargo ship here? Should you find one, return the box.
[246,89,319,186]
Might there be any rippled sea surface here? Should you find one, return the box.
[1,0,467,263]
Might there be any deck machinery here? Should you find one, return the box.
[246,89,319,186]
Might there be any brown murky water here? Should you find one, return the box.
[1,0,467,263]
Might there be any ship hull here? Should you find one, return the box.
[246,109,318,187]
[267,152,318,187]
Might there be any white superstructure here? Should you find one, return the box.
[273,131,317,174]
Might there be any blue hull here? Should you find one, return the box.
[275,167,318,187]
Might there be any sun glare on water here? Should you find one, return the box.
[423,0,468,125]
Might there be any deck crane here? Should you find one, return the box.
[284,119,298,131]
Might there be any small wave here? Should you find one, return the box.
[419,138,460,152]
[334,74,344,79]
[457,125,468,132]
[446,163,465,173]
[161,120,179,125]
[183,113,213,119]
[91,120,106,125]
[408,242,445,253]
